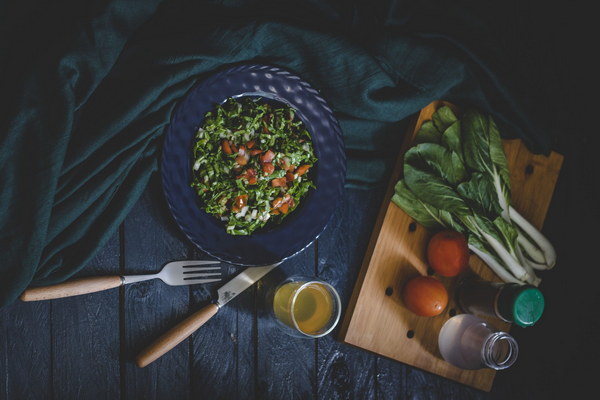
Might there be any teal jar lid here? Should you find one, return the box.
[498,285,545,327]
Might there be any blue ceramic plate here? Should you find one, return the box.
[161,64,346,266]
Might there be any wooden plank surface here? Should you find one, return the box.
[189,260,253,400]
[122,177,192,399]
[338,101,564,391]
[316,190,378,400]
[255,247,317,400]
[50,232,121,400]
[0,301,51,400]
[0,176,592,400]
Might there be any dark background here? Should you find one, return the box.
[1,0,598,399]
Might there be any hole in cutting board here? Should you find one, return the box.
[408,222,417,232]
[406,330,415,339]
[525,164,534,175]
[385,287,393,296]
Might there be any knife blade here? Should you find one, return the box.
[215,263,278,307]
[135,263,279,368]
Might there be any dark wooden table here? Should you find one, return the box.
[1,3,597,396]
[2,119,599,400]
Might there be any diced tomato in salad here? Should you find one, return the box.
[191,97,317,235]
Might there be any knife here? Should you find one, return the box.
[135,263,279,368]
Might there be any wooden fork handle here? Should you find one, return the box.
[135,303,220,368]
[19,276,123,301]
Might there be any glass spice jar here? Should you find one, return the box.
[456,277,545,327]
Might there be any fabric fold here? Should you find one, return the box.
[0,0,561,306]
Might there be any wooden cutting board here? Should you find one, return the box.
[338,101,564,392]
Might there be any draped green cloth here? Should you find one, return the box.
[0,0,564,306]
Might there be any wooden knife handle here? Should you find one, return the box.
[135,303,220,368]
[19,276,123,301]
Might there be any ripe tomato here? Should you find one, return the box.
[401,276,448,317]
[427,230,470,277]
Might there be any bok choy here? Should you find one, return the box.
[392,106,556,286]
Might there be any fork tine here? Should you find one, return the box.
[182,271,221,276]
[161,260,223,286]
[182,277,222,283]
[181,262,222,281]
[177,260,221,267]
[183,272,221,279]
[181,265,221,271]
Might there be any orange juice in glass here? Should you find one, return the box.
[270,277,341,338]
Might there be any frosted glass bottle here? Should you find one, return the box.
[437,314,518,370]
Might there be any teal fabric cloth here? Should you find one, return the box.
[0,0,562,306]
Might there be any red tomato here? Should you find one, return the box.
[262,162,275,175]
[402,276,448,317]
[261,150,275,164]
[271,177,287,187]
[221,140,233,155]
[296,164,311,176]
[427,230,470,277]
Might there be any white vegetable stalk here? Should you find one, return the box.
[492,172,552,272]
[521,257,549,271]
[516,234,547,265]
[492,172,510,221]
[516,237,549,271]
[509,206,556,268]
[477,230,531,283]
[515,245,542,286]
[468,245,521,284]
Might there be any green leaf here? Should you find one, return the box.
[392,180,465,232]
[462,109,494,177]
[492,215,519,253]
[432,106,459,133]
[403,162,471,216]
[404,143,467,187]
[414,120,441,145]
[392,181,441,229]
[457,172,503,219]
[436,208,466,234]
[487,115,511,193]
[441,120,462,156]
[471,214,518,256]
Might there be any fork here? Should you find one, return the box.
[19,260,222,302]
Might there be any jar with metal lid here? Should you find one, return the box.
[456,277,545,327]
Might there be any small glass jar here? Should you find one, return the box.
[456,277,545,327]
[438,314,519,370]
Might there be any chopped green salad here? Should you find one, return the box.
[191,97,318,235]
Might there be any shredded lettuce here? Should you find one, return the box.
[191,97,317,235]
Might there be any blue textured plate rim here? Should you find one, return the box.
[160,63,346,266]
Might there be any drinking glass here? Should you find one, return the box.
[266,275,341,338]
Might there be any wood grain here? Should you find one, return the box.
[338,101,564,392]
[0,301,52,399]
[50,233,121,400]
[122,178,192,399]
[137,303,219,368]
[316,189,379,400]
[189,261,254,400]
[255,246,317,400]
[20,275,123,301]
